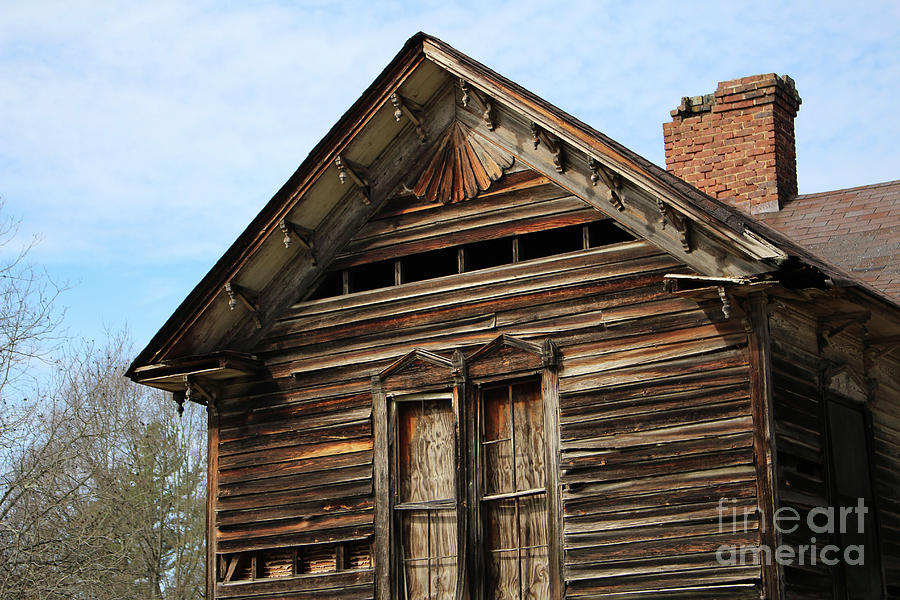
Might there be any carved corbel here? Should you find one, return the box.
[816,311,870,351]
[334,155,370,204]
[278,219,317,265]
[530,122,565,173]
[481,96,495,130]
[656,199,692,252]
[450,349,467,384]
[390,92,426,143]
[718,287,732,319]
[541,338,560,369]
[182,375,215,408]
[587,157,625,210]
[459,79,495,130]
[225,281,262,329]
[587,156,601,186]
[172,390,186,414]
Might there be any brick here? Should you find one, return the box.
[665,72,800,215]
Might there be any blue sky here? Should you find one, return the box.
[1,0,898,352]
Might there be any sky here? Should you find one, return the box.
[1,0,898,353]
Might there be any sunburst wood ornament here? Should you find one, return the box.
[413,122,515,204]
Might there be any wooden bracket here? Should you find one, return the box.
[334,155,370,204]
[172,390,186,414]
[656,199,692,252]
[817,310,870,350]
[718,286,732,319]
[662,274,770,320]
[459,79,495,130]
[530,122,565,173]
[278,219,317,265]
[459,78,470,107]
[451,349,467,383]
[390,92,426,143]
[587,157,624,210]
[541,338,561,369]
[182,375,215,407]
[225,281,262,329]
[481,95,495,131]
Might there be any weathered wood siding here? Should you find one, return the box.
[873,362,900,600]
[768,307,836,599]
[559,307,760,599]
[770,302,900,599]
[212,175,765,599]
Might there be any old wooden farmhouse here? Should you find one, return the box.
[127,33,900,599]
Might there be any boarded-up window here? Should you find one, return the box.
[481,381,550,599]
[395,395,458,599]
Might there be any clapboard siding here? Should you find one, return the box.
[560,339,759,597]
[768,311,835,600]
[214,239,765,597]
[209,173,771,597]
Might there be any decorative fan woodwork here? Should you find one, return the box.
[413,122,515,204]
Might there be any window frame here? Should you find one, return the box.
[372,337,562,600]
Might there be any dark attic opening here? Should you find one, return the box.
[305,217,635,301]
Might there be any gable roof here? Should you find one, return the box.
[758,179,900,301]
[126,32,900,386]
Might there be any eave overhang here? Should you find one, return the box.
[130,350,260,393]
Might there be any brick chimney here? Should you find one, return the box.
[663,74,801,214]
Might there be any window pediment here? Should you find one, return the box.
[376,348,462,394]
[377,335,560,389]
[466,335,559,381]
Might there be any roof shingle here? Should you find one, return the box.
[757,180,900,301]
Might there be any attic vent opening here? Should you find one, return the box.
[304,218,635,301]
[218,540,372,583]
[403,246,458,283]
[587,219,635,247]
[465,237,514,271]
[348,259,395,293]
[518,224,585,261]
[306,270,343,301]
